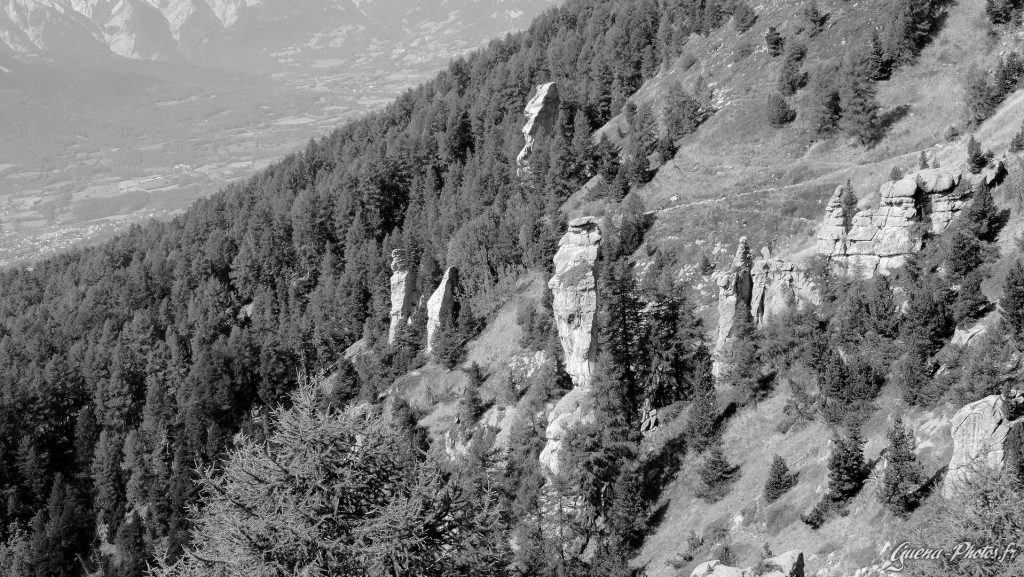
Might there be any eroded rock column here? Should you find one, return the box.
[387,249,417,345]
[425,266,458,355]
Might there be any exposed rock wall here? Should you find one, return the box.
[425,267,457,355]
[516,82,560,176]
[942,392,1024,499]
[817,161,1004,277]
[387,249,417,345]
[690,551,804,577]
[540,216,600,476]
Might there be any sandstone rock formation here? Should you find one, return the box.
[817,161,1004,277]
[942,392,1024,499]
[548,216,601,386]
[751,247,818,327]
[713,237,754,359]
[540,216,601,476]
[387,249,417,345]
[516,82,560,176]
[425,266,458,355]
[690,551,804,577]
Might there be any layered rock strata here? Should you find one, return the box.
[817,161,1004,277]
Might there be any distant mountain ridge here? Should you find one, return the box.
[0,0,549,63]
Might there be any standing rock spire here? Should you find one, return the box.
[713,237,753,362]
[516,82,560,177]
[539,216,601,477]
[387,249,417,345]
[425,267,458,355]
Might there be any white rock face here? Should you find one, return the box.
[516,82,560,176]
[99,0,183,60]
[942,393,1024,499]
[548,216,600,386]
[817,161,1004,277]
[539,216,601,477]
[690,551,804,577]
[713,237,753,360]
[387,249,417,345]
[425,266,457,355]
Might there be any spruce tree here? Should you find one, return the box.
[778,42,808,96]
[665,82,702,139]
[964,184,1004,243]
[685,352,718,449]
[763,455,798,503]
[967,135,987,174]
[896,343,935,406]
[839,51,880,146]
[1002,260,1024,340]
[878,417,923,516]
[954,269,988,326]
[697,444,735,501]
[827,428,868,502]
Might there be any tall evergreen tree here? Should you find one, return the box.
[878,417,923,516]
[1002,260,1024,340]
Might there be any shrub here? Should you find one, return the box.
[767,92,796,127]
[765,26,784,56]
[889,166,904,181]
[733,2,757,32]
[967,135,986,173]
[778,42,808,95]
[696,446,738,502]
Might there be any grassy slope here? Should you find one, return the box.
[570,0,1024,574]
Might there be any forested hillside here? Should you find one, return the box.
[0,0,727,574]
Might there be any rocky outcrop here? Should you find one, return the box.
[690,551,804,577]
[540,217,601,476]
[425,267,458,355]
[751,247,818,327]
[548,216,601,386]
[942,392,1024,499]
[713,238,754,359]
[516,82,560,176]
[817,161,1004,277]
[387,249,417,345]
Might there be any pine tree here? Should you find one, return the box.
[777,42,808,96]
[839,52,880,145]
[810,77,842,138]
[987,0,1015,24]
[664,82,702,140]
[919,151,929,170]
[803,0,827,36]
[827,428,868,502]
[601,259,645,416]
[964,183,1004,243]
[878,417,923,516]
[685,352,717,449]
[896,342,935,406]
[457,363,486,427]
[1011,123,1024,153]
[767,92,796,127]
[1002,260,1024,340]
[967,135,987,173]
[697,444,735,501]
[763,455,798,503]
[954,269,989,326]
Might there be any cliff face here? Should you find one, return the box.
[516,82,560,176]
[387,249,417,345]
[943,392,1024,499]
[539,216,601,476]
[817,162,1004,277]
[425,267,457,355]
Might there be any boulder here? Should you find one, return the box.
[387,249,417,345]
[942,392,1024,499]
[548,216,601,386]
[425,267,458,355]
[689,552,804,577]
[516,82,560,176]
